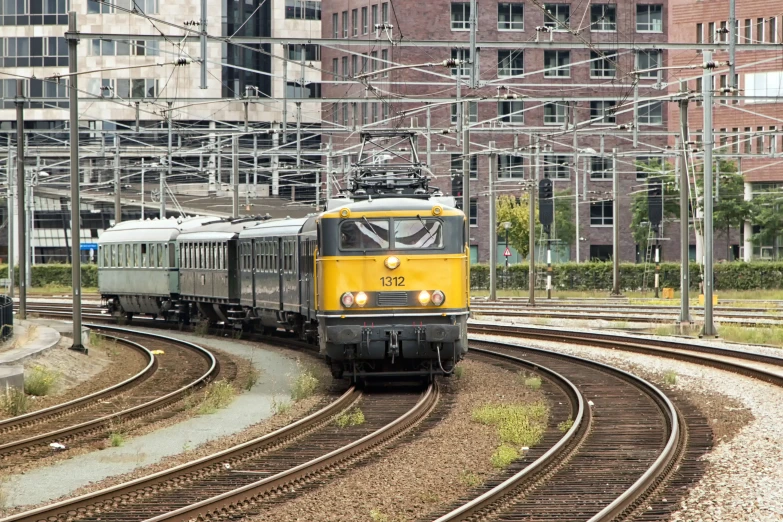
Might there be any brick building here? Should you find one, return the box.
[668,0,783,260]
[320,0,715,264]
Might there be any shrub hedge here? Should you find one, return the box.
[1,261,782,292]
[0,264,98,288]
[471,262,783,291]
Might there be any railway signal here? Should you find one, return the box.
[538,179,554,234]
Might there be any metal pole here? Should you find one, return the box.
[529,136,538,306]
[461,103,470,213]
[633,80,639,148]
[200,0,207,89]
[114,136,121,224]
[654,240,660,298]
[282,45,288,143]
[611,148,621,296]
[296,101,302,200]
[488,145,497,301]
[15,80,26,319]
[162,103,171,218]
[253,134,258,186]
[232,135,239,218]
[572,106,579,264]
[546,239,552,299]
[468,0,478,88]
[326,136,332,202]
[7,146,13,299]
[729,0,736,93]
[141,158,145,217]
[426,107,432,168]
[66,11,85,352]
[702,51,717,337]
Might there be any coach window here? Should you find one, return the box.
[158,243,165,267]
[339,219,390,250]
[150,244,157,268]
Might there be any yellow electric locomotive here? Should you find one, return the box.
[316,132,470,380]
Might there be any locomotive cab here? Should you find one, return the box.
[316,198,470,380]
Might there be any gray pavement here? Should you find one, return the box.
[2,330,301,508]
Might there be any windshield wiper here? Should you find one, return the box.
[416,214,437,245]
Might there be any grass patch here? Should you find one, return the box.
[522,375,542,390]
[24,365,58,396]
[0,388,28,416]
[242,366,261,391]
[369,510,389,522]
[558,417,574,433]
[196,380,236,415]
[334,407,365,428]
[271,397,291,415]
[194,319,211,337]
[459,470,483,488]
[611,320,630,329]
[453,366,465,379]
[291,371,319,401]
[718,324,783,347]
[664,370,678,385]
[108,432,126,447]
[490,444,519,469]
[472,402,548,446]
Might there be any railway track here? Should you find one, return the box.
[0,326,217,466]
[427,340,688,522]
[1,383,439,522]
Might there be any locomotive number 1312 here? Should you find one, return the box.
[380,276,405,287]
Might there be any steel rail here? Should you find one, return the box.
[434,347,586,521]
[2,386,361,522]
[438,340,679,521]
[0,325,218,456]
[0,333,155,433]
[142,384,438,522]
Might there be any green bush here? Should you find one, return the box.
[24,365,58,396]
[0,264,98,288]
[470,261,783,292]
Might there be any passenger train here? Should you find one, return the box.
[98,131,470,380]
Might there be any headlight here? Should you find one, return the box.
[341,292,354,307]
[355,291,368,307]
[418,290,431,305]
[384,256,400,270]
[431,290,445,306]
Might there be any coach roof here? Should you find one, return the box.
[239,216,310,238]
[98,216,221,244]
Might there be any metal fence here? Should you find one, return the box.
[0,295,12,341]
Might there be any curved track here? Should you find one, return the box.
[0,326,217,465]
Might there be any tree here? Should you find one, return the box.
[750,191,783,259]
[695,160,751,260]
[629,159,679,254]
[495,190,575,261]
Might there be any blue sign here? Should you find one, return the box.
[80,243,98,251]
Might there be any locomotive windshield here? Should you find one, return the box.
[394,218,443,249]
[340,219,390,250]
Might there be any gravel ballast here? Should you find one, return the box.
[243,358,548,522]
[472,330,783,522]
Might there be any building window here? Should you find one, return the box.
[498,50,524,77]
[756,18,764,43]
[451,48,471,77]
[589,244,612,261]
[636,4,662,32]
[91,38,158,57]
[451,2,470,30]
[544,50,570,77]
[771,18,778,44]
[285,81,321,98]
[342,103,348,125]
[342,11,348,37]
[361,7,368,34]
[637,50,661,79]
[590,100,616,124]
[590,156,613,179]
[352,9,358,36]
[498,155,524,178]
[469,199,478,226]
[543,155,569,179]
[744,127,752,154]
[352,55,358,76]
[744,19,752,43]
[696,23,702,44]
[288,44,320,61]
[498,3,523,30]
[543,102,567,125]
[332,58,339,81]
[451,101,478,124]
[382,2,389,23]
[638,101,663,124]
[590,51,616,78]
[590,200,613,226]
[370,50,378,77]
[342,56,348,78]
[543,4,570,30]
[284,0,321,20]
[591,4,616,31]
[332,13,338,38]
[498,100,524,123]
[381,49,389,76]
[372,4,378,28]
[451,154,478,179]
